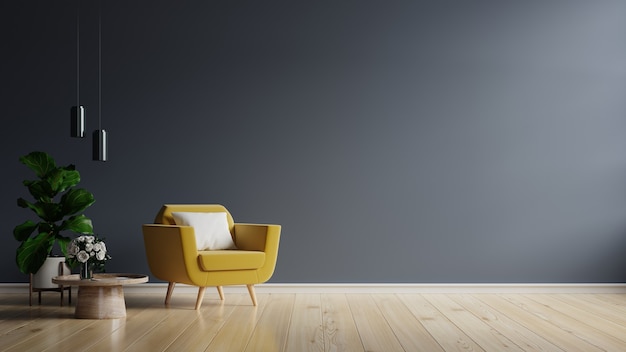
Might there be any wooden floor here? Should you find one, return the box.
[1,291,625,351]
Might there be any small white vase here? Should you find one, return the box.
[32,256,70,289]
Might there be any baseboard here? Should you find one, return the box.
[1,282,625,294]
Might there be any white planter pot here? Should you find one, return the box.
[32,256,70,289]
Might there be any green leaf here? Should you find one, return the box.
[38,222,53,234]
[17,197,28,208]
[60,215,94,234]
[13,220,38,242]
[45,169,64,194]
[60,188,95,216]
[57,236,71,257]
[56,168,80,193]
[19,152,56,179]
[16,233,54,274]
[18,199,62,222]
[23,179,53,201]
[46,168,80,194]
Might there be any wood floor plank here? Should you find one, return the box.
[478,294,604,352]
[424,294,524,351]
[124,292,236,351]
[399,294,485,351]
[3,316,98,351]
[245,294,295,352]
[503,294,626,351]
[125,307,200,351]
[0,300,71,336]
[83,302,170,352]
[0,294,21,305]
[372,294,444,352]
[0,294,42,324]
[42,318,130,352]
[347,294,408,352]
[549,294,626,327]
[320,294,364,352]
[451,294,565,352]
[40,293,154,352]
[2,291,626,351]
[575,294,626,316]
[527,294,626,343]
[0,305,75,350]
[164,293,247,352]
[204,293,270,351]
[284,294,325,352]
[592,293,626,309]
[88,292,218,352]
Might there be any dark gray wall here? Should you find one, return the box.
[2,1,626,283]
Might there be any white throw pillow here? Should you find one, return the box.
[171,212,237,250]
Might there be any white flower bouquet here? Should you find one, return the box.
[67,235,111,275]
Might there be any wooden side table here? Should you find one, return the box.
[52,273,148,319]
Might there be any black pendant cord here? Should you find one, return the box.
[76,4,80,110]
[70,0,84,138]
[93,0,108,161]
[98,0,102,132]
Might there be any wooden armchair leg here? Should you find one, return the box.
[216,286,224,301]
[247,284,257,306]
[195,287,206,310]
[165,282,176,306]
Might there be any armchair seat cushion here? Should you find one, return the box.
[198,250,266,271]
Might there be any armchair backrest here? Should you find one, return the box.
[154,204,236,233]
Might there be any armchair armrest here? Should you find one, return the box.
[142,224,201,285]
[233,223,281,282]
[233,223,280,250]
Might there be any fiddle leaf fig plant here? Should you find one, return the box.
[13,151,95,274]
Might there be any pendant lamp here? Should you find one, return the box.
[93,130,107,161]
[71,4,85,138]
[93,0,108,161]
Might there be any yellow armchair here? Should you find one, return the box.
[142,204,281,309]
